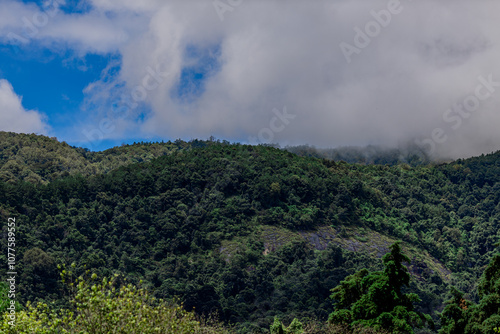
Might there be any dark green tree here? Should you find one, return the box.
[465,250,500,333]
[329,243,432,333]
[440,249,500,333]
[439,287,471,334]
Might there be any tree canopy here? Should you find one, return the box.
[329,243,433,333]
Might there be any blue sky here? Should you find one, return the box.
[1,46,107,130]
[1,0,500,158]
[0,46,143,151]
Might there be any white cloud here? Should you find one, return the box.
[88,0,163,12]
[0,0,139,54]
[0,79,49,134]
[118,0,500,159]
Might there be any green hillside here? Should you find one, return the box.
[0,133,499,333]
[0,131,209,184]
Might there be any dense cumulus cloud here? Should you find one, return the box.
[2,0,500,159]
[0,79,49,134]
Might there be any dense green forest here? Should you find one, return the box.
[0,132,201,184]
[0,131,499,333]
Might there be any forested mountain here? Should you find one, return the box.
[0,132,209,184]
[0,132,429,185]
[0,132,499,333]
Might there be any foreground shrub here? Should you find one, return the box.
[1,272,231,334]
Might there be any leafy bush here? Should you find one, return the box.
[270,317,304,334]
[1,271,231,334]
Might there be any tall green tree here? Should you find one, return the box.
[329,243,432,333]
[440,249,500,333]
[439,287,471,334]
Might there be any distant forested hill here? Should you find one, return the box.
[0,132,433,185]
[0,131,211,184]
[0,132,499,333]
